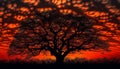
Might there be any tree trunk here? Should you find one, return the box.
[55,56,64,64]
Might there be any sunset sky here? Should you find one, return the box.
[0,0,120,62]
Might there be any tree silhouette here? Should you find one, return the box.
[0,0,120,64]
[8,10,109,64]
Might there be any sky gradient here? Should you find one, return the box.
[0,0,120,62]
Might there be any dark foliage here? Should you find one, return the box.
[0,0,120,64]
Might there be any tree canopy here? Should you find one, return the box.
[0,0,120,64]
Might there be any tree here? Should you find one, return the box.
[8,10,108,64]
[0,0,119,64]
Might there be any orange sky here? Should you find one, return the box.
[0,43,120,61]
[0,0,120,62]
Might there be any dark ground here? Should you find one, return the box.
[0,61,120,69]
[0,64,120,69]
[0,58,120,69]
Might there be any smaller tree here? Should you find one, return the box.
[9,11,108,64]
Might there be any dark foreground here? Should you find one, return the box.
[0,62,120,69]
[0,58,120,69]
